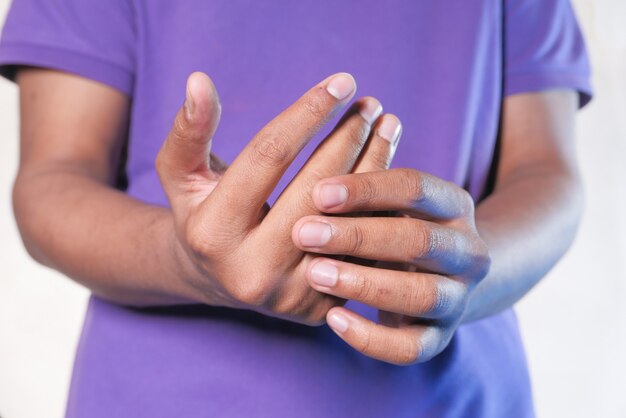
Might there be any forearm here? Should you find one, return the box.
[462,163,583,322]
[13,167,201,307]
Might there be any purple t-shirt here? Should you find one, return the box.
[0,1,591,417]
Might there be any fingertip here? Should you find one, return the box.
[313,180,349,211]
[376,113,402,146]
[325,72,357,101]
[290,216,310,248]
[307,257,339,289]
[185,72,222,122]
[356,96,383,125]
[187,71,214,94]
[416,326,445,363]
[327,307,350,334]
[161,72,222,177]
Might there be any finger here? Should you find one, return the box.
[306,257,465,319]
[312,168,474,220]
[207,73,357,232]
[156,72,221,201]
[326,307,446,364]
[293,215,478,275]
[262,97,381,245]
[280,96,383,193]
[351,114,402,173]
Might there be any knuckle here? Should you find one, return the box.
[471,242,492,280]
[368,147,391,170]
[233,259,307,309]
[431,280,454,316]
[250,131,291,168]
[451,238,472,275]
[354,177,378,206]
[458,188,475,216]
[279,293,334,326]
[416,327,443,363]
[394,337,420,365]
[447,281,470,317]
[355,328,374,356]
[184,216,232,258]
[411,222,437,261]
[407,278,441,315]
[169,115,200,149]
[186,226,211,256]
[233,278,271,307]
[431,283,449,315]
[398,169,427,206]
[266,288,297,317]
[453,234,491,280]
[303,93,329,120]
[300,168,327,200]
[353,271,376,302]
[155,143,179,178]
[329,117,370,164]
[347,119,370,143]
[172,113,188,136]
[235,288,263,307]
[342,223,366,255]
[307,295,340,326]
[295,182,321,214]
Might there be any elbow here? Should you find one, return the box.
[11,175,54,267]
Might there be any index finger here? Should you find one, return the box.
[312,169,474,220]
[206,73,357,232]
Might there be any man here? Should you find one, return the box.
[0,0,591,416]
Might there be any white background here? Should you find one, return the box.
[0,1,625,417]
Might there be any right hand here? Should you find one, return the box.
[156,72,401,325]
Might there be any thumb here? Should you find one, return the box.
[156,72,222,186]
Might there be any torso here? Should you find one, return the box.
[67,2,534,417]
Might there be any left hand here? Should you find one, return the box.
[292,168,491,364]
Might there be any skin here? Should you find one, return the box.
[14,68,400,325]
[292,89,582,363]
[13,68,581,364]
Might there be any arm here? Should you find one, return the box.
[13,68,401,325]
[292,90,581,363]
[465,90,581,322]
[13,69,191,306]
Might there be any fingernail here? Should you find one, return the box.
[310,260,338,287]
[318,184,348,208]
[378,117,402,145]
[326,73,356,101]
[298,222,332,247]
[184,85,195,120]
[328,312,349,333]
[359,99,383,125]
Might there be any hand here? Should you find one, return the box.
[292,169,491,362]
[156,72,402,325]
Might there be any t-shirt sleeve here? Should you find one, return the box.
[505,0,592,107]
[0,0,136,96]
